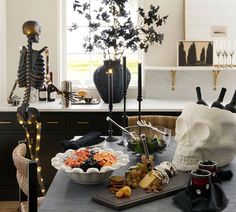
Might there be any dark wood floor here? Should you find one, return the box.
[0,201,19,212]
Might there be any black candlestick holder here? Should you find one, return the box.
[106,68,118,142]
[106,107,118,142]
[122,86,128,127]
[137,95,143,137]
[137,62,142,121]
[117,56,128,146]
[137,95,143,121]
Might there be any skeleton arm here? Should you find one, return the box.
[7,80,20,105]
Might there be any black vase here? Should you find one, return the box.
[93,60,131,103]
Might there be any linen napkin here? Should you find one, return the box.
[173,170,232,212]
[62,131,105,150]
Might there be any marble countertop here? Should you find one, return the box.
[0,99,192,112]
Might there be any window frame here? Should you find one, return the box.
[59,0,143,90]
[0,0,6,101]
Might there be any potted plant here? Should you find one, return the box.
[69,0,168,103]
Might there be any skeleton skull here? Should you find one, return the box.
[22,20,41,43]
[172,103,236,171]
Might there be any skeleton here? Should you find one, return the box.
[11,20,76,195]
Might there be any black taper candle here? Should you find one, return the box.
[106,69,118,142]
[108,68,113,110]
[123,56,128,127]
[137,62,143,121]
[138,62,142,98]
[123,56,127,95]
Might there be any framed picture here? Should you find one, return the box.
[177,41,214,67]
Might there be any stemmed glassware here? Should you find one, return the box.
[229,50,235,67]
[224,50,228,67]
[216,50,222,68]
[215,40,235,68]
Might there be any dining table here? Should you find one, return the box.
[39,137,236,212]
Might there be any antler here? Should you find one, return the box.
[106,116,138,140]
[137,120,169,136]
[48,83,77,103]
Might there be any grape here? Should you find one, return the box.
[136,169,142,176]
[90,150,95,155]
[131,170,137,178]
[127,181,133,187]
[132,182,138,188]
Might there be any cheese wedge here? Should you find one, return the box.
[139,170,157,189]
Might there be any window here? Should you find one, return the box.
[64,0,140,88]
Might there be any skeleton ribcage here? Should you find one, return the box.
[18,46,45,89]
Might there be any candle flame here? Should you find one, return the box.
[108,69,113,74]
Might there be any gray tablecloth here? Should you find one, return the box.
[39,138,236,212]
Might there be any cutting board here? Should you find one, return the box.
[91,171,189,210]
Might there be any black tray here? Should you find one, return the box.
[92,171,189,211]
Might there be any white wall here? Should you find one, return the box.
[6,0,59,96]
[143,0,185,66]
[143,0,236,102]
[0,0,7,102]
[3,0,236,103]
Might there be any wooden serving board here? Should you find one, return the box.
[91,171,189,211]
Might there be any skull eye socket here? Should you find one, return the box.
[190,122,210,144]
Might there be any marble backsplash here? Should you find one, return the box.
[144,68,236,103]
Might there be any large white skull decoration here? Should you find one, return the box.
[172,103,236,171]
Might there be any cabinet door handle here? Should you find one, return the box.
[77,121,90,125]
[47,121,59,124]
[0,121,12,124]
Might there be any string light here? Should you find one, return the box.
[24,125,46,195]
[108,68,113,74]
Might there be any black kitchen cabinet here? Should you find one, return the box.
[0,131,24,200]
[68,112,122,138]
[0,112,25,200]
[0,110,180,200]
[40,133,66,188]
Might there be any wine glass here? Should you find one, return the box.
[224,50,228,67]
[229,50,235,68]
[216,50,222,67]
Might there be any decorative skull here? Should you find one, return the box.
[172,103,236,171]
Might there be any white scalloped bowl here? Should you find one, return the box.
[51,147,129,184]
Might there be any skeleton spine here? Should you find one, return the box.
[22,39,33,106]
